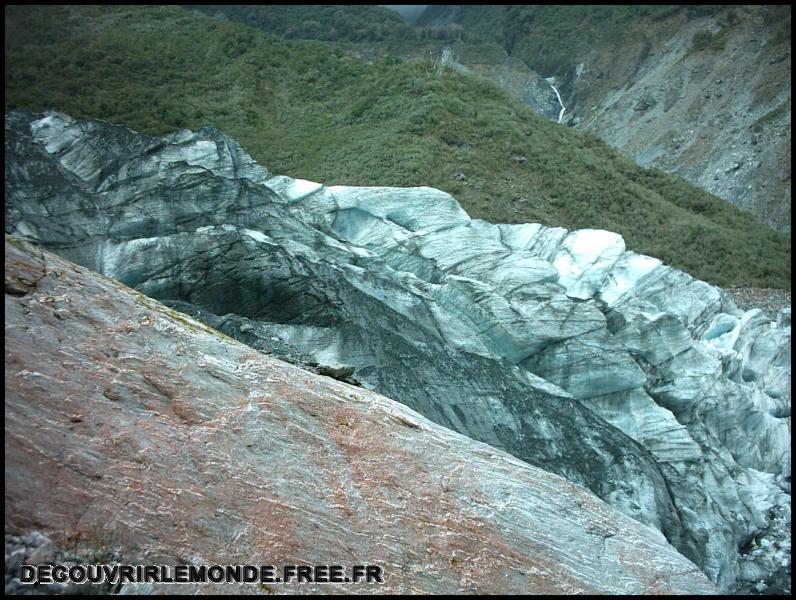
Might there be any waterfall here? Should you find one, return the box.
[545,77,566,124]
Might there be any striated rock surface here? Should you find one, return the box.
[4,111,791,592]
[4,237,718,594]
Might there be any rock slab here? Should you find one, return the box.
[5,237,717,594]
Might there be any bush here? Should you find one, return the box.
[690,29,727,53]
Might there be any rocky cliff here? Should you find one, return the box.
[575,7,791,236]
[4,111,791,593]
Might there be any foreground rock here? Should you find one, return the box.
[4,111,790,592]
[4,237,718,594]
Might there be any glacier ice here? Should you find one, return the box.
[4,110,791,592]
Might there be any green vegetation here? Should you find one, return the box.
[689,29,729,54]
[436,6,744,73]
[753,101,790,128]
[761,5,792,46]
[184,4,414,43]
[441,5,684,77]
[186,4,477,61]
[4,5,790,289]
[186,4,477,45]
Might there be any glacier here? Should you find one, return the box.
[4,110,791,592]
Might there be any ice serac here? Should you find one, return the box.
[4,111,791,593]
[4,237,718,595]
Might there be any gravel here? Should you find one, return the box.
[723,287,791,320]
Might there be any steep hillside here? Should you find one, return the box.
[418,5,792,234]
[4,5,790,288]
[184,4,417,43]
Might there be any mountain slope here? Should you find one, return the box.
[184,4,417,43]
[417,5,792,234]
[3,4,790,288]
